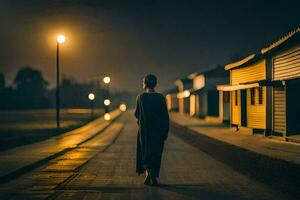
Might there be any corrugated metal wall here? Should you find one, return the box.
[231,59,266,85]
[273,46,300,81]
[273,87,286,136]
[246,87,266,129]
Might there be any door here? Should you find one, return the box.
[286,79,300,136]
[241,89,247,126]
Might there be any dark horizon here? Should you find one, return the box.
[0,0,299,92]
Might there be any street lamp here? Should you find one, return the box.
[104,113,111,121]
[119,103,127,112]
[104,99,111,106]
[103,76,111,84]
[88,93,95,120]
[103,76,111,113]
[56,34,65,130]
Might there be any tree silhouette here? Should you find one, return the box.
[14,67,49,108]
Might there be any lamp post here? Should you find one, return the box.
[56,34,65,130]
[88,93,95,120]
[103,76,111,113]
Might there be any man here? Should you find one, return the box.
[134,74,169,186]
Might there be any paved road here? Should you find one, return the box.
[0,112,289,200]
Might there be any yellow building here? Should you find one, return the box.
[165,87,179,112]
[220,55,272,134]
[189,66,229,121]
[263,28,300,138]
[175,78,193,114]
[220,28,300,137]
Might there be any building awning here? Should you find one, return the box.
[217,83,259,91]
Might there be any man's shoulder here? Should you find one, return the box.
[137,92,165,101]
[138,92,164,97]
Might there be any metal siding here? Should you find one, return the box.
[246,87,266,129]
[273,46,300,80]
[273,87,286,135]
[231,59,266,85]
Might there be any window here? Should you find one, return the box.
[250,88,255,105]
[235,90,238,106]
[258,87,263,104]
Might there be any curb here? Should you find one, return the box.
[171,121,300,199]
[0,111,123,184]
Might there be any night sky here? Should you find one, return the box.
[0,0,299,92]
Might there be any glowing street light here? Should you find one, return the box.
[119,103,127,112]
[88,93,95,120]
[103,76,111,113]
[183,90,191,98]
[104,99,111,106]
[103,76,111,84]
[88,93,95,101]
[55,34,66,130]
[104,113,111,121]
[57,35,66,44]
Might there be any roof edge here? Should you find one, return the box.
[224,54,256,71]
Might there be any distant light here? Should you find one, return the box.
[104,113,111,121]
[104,99,111,106]
[119,103,127,112]
[177,90,191,98]
[183,90,190,98]
[88,93,95,101]
[103,76,111,84]
[57,35,66,44]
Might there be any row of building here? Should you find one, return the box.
[166,28,300,138]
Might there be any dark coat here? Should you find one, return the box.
[134,92,169,176]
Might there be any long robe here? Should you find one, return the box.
[134,92,169,177]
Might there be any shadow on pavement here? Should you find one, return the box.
[151,184,242,200]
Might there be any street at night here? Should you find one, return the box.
[0,1,300,199]
[0,111,296,200]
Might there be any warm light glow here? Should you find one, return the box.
[183,90,191,98]
[190,95,196,116]
[166,94,172,111]
[103,76,111,84]
[119,103,127,112]
[104,99,111,106]
[104,113,111,121]
[57,35,66,44]
[88,93,95,101]
[177,90,191,98]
